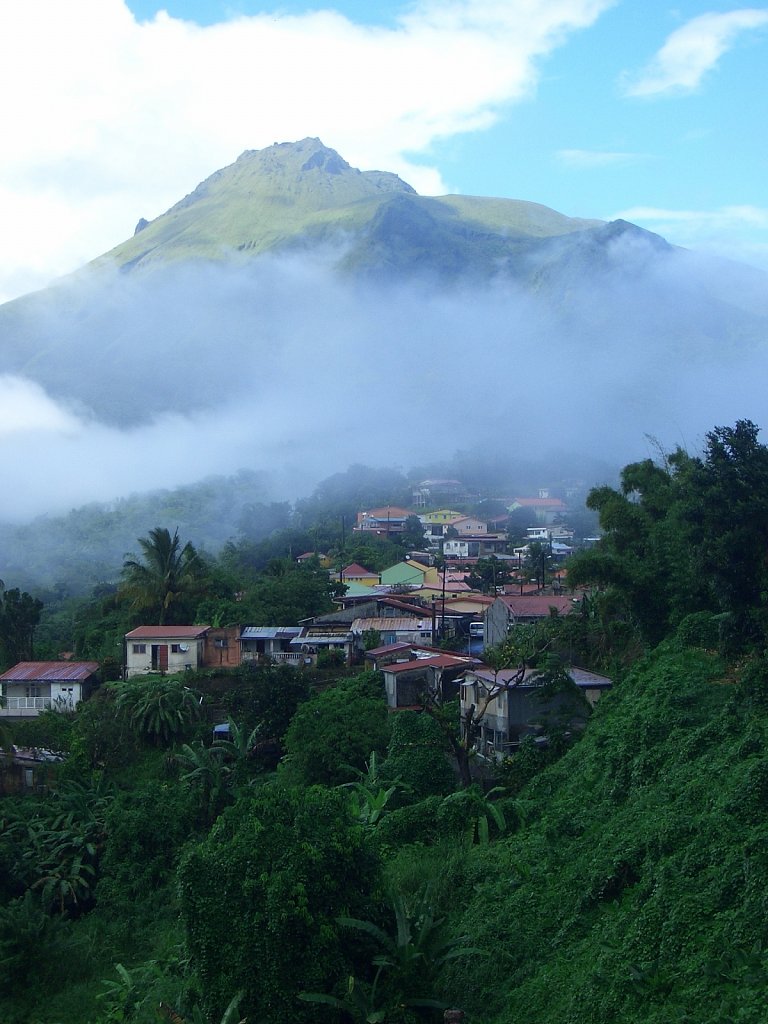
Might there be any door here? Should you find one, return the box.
[151,644,169,672]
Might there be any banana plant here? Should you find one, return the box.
[340,751,403,828]
[212,718,263,787]
[175,741,231,824]
[335,885,483,1007]
[442,784,509,846]
[300,971,391,1024]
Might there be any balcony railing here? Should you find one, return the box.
[5,697,52,710]
[241,651,311,665]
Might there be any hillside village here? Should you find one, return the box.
[0,481,609,772]
[4,424,768,1024]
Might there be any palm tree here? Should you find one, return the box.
[121,527,203,625]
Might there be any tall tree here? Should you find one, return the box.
[0,583,43,667]
[567,419,768,653]
[120,527,203,625]
[679,420,768,647]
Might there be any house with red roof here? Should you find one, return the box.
[124,625,210,678]
[334,563,381,587]
[378,651,479,709]
[0,661,100,718]
[485,594,575,646]
[509,496,568,524]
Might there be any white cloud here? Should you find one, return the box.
[0,376,83,438]
[623,9,768,97]
[617,204,768,230]
[0,0,613,303]
[614,204,768,269]
[556,148,644,168]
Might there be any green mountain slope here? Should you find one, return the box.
[99,138,601,272]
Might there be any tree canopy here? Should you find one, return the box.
[567,420,768,653]
[0,582,43,668]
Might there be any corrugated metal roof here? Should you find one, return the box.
[378,597,434,616]
[498,596,574,616]
[240,626,303,640]
[125,625,210,640]
[351,617,428,632]
[359,507,411,519]
[466,666,612,688]
[290,634,353,645]
[383,654,473,674]
[1,661,100,682]
[569,668,613,686]
[365,642,413,656]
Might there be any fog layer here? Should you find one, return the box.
[0,236,766,521]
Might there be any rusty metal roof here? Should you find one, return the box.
[383,654,475,674]
[497,595,574,616]
[351,617,428,632]
[1,661,100,682]
[125,625,210,640]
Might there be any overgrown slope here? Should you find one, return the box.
[448,640,768,1023]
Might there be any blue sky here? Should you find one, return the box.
[0,0,766,302]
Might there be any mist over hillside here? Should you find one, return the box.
[0,140,766,523]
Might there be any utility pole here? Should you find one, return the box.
[440,563,447,641]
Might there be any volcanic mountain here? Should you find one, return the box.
[100,136,605,281]
[0,138,766,442]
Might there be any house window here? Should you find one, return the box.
[214,638,228,648]
[26,684,42,698]
[133,644,146,654]
[171,644,181,653]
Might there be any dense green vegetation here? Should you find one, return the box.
[3,421,768,1023]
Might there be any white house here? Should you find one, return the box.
[124,625,210,678]
[0,661,100,718]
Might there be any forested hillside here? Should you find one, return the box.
[2,421,768,1024]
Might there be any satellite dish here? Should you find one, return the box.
[179,643,190,652]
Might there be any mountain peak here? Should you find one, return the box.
[237,137,350,175]
[230,137,416,195]
[98,138,595,274]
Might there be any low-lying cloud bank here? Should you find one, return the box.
[0,238,767,521]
